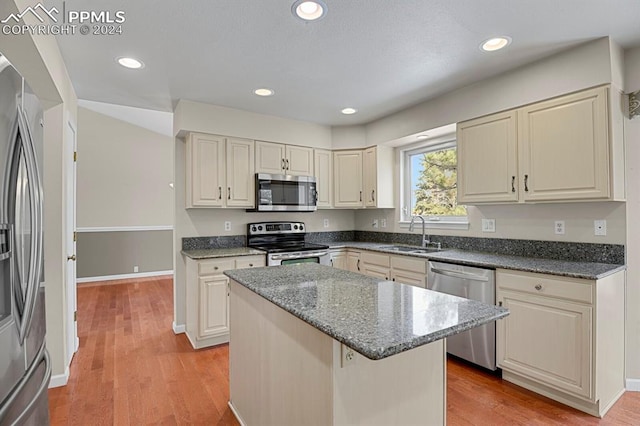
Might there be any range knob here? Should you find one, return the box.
[258,226,263,231]
[251,226,257,232]
[293,225,298,230]
[299,224,304,230]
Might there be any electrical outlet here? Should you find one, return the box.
[372,219,379,228]
[323,219,329,228]
[481,219,496,233]
[341,344,356,368]
[133,266,139,273]
[554,221,565,235]
[381,218,387,228]
[594,220,607,236]
[224,221,231,231]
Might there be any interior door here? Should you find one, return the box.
[65,120,78,359]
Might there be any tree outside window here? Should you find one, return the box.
[407,145,466,217]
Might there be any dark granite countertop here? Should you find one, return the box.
[181,247,265,259]
[328,242,624,280]
[224,264,508,360]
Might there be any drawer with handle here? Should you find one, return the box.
[235,256,266,269]
[497,269,593,304]
[198,259,235,276]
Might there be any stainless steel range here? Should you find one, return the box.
[247,222,330,266]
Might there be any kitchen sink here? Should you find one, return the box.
[377,245,440,254]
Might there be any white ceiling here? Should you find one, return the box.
[53,0,640,126]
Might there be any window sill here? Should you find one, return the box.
[398,219,469,231]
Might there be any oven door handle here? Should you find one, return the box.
[271,251,328,260]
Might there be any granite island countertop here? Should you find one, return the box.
[224,263,508,360]
[181,247,265,259]
[327,242,624,280]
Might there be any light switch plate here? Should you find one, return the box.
[594,220,607,236]
[481,219,496,233]
[554,221,565,235]
[381,218,387,228]
[372,219,379,228]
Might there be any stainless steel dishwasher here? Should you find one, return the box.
[427,261,497,370]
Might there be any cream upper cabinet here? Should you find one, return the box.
[496,269,625,417]
[519,87,610,201]
[286,145,314,176]
[457,85,624,204]
[333,146,394,208]
[333,150,364,208]
[186,133,225,207]
[226,138,255,207]
[256,141,313,176]
[457,111,518,204]
[314,149,333,208]
[186,133,254,209]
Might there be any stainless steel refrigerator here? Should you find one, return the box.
[0,54,50,425]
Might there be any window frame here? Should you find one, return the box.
[398,137,469,230]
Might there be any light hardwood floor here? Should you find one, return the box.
[49,277,640,425]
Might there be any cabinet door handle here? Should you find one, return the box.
[535,284,542,291]
[511,176,515,193]
[249,263,254,267]
[330,258,334,267]
[218,186,222,199]
[214,266,219,270]
[359,191,362,202]
[228,187,231,200]
[282,158,286,171]
[498,301,503,307]
[357,259,360,271]
[286,159,290,170]
[524,174,529,192]
[371,190,375,202]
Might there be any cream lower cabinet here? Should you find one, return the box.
[329,249,347,270]
[186,255,265,349]
[457,85,625,204]
[346,250,361,273]
[186,133,255,208]
[361,251,391,280]
[496,269,625,417]
[390,256,427,288]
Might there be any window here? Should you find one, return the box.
[401,139,468,228]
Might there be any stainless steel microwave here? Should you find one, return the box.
[255,173,317,212]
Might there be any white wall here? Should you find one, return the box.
[624,46,640,386]
[0,0,78,383]
[77,106,173,228]
[331,125,367,149]
[174,100,332,148]
[365,38,616,145]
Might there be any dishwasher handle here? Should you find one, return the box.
[430,266,490,282]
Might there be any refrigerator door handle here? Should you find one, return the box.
[0,342,49,422]
[14,107,44,345]
[8,349,50,426]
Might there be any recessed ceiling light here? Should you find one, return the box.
[117,57,144,69]
[254,88,275,97]
[417,134,429,140]
[341,107,358,115]
[292,0,327,21]
[480,37,511,52]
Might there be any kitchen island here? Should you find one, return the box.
[224,264,508,426]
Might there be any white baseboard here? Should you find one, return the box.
[49,367,69,388]
[626,378,640,391]
[228,401,246,426]
[77,270,173,283]
[172,322,185,334]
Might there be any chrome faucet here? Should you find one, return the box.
[409,215,429,247]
